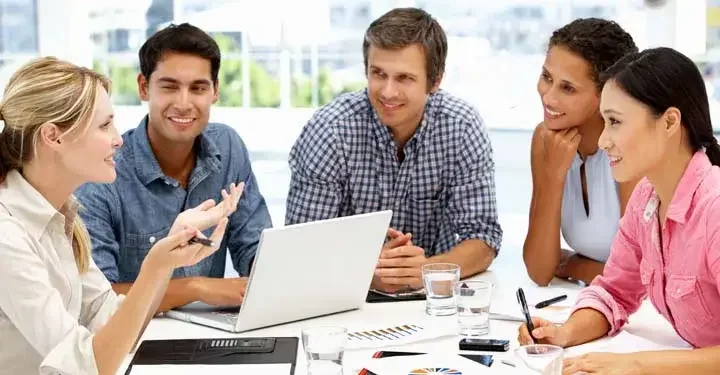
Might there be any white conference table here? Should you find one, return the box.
[119,247,681,374]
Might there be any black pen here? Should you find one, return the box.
[188,237,214,247]
[516,288,535,343]
[535,294,567,309]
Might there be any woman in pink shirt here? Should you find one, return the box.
[518,47,720,373]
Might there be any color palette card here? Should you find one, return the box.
[346,323,455,350]
[363,354,491,375]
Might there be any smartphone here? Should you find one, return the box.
[458,338,510,352]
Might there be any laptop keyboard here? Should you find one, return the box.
[208,311,237,325]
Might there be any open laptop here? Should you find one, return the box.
[164,210,393,333]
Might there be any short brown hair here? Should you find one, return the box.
[362,7,447,91]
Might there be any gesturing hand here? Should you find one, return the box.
[145,218,228,273]
[170,182,244,235]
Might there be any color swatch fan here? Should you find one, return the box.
[408,368,463,374]
[362,353,490,375]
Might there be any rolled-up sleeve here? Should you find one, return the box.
[285,113,346,225]
[571,206,646,335]
[446,113,503,253]
[0,221,105,374]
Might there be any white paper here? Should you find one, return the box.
[564,330,692,358]
[345,321,457,350]
[363,353,492,375]
[491,285,579,324]
[128,363,291,375]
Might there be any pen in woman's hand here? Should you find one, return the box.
[516,288,535,343]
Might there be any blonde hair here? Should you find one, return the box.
[0,56,111,273]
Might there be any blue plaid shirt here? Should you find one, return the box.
[285,89,502,255]
[76,117,272,282]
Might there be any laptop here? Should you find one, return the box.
[164,210,393,333]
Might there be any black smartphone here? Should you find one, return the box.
[458,338,510,352]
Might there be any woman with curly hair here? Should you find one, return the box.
[523,18,640,286]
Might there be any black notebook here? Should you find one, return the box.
[124,337,298,374]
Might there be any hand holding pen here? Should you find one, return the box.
[516,288,572,347]
[516,288,535,343]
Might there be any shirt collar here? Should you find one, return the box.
[368,89,438,152]
[647,151,713,223]
[131,115,222,186]
[0,170,77,239]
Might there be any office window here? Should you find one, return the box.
[0,0,38,55]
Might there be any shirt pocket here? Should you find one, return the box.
[667,275,714,328]
[123,226,170,280]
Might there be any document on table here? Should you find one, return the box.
[345,320,457,350]
[490,284,580,324]
[128,363,292,375]
[564,330,691,357]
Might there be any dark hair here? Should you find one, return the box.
[601,47,720,166]
[548,18,638,90]
[363,7,447,91]
[139,23,221,83]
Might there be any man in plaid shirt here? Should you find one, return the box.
[285,7,503,293]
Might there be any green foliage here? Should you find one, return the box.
[94,33,365,107]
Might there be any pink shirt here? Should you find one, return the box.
[573,151,720,348]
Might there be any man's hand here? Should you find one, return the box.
[374,245,427,291]
[192,277,248,307]
[383,228,412,250]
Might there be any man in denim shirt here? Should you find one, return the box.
[76,23,272,312]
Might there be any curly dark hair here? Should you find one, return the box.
[548,18,638,90]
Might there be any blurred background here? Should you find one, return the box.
[0,0,715,249]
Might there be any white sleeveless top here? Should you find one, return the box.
[560,149,621,262]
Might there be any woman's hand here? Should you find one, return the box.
[518,316,572,347]
[144,218,228,274]
[170,182,244,235]
[563,352,643,375]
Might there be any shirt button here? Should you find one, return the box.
[149,236,156,244]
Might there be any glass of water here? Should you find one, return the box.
[515,344,564,375]
[422,263,460,316]
[301,326,347,375]
[454,280,492,336]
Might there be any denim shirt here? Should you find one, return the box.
[75,117,272,282]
